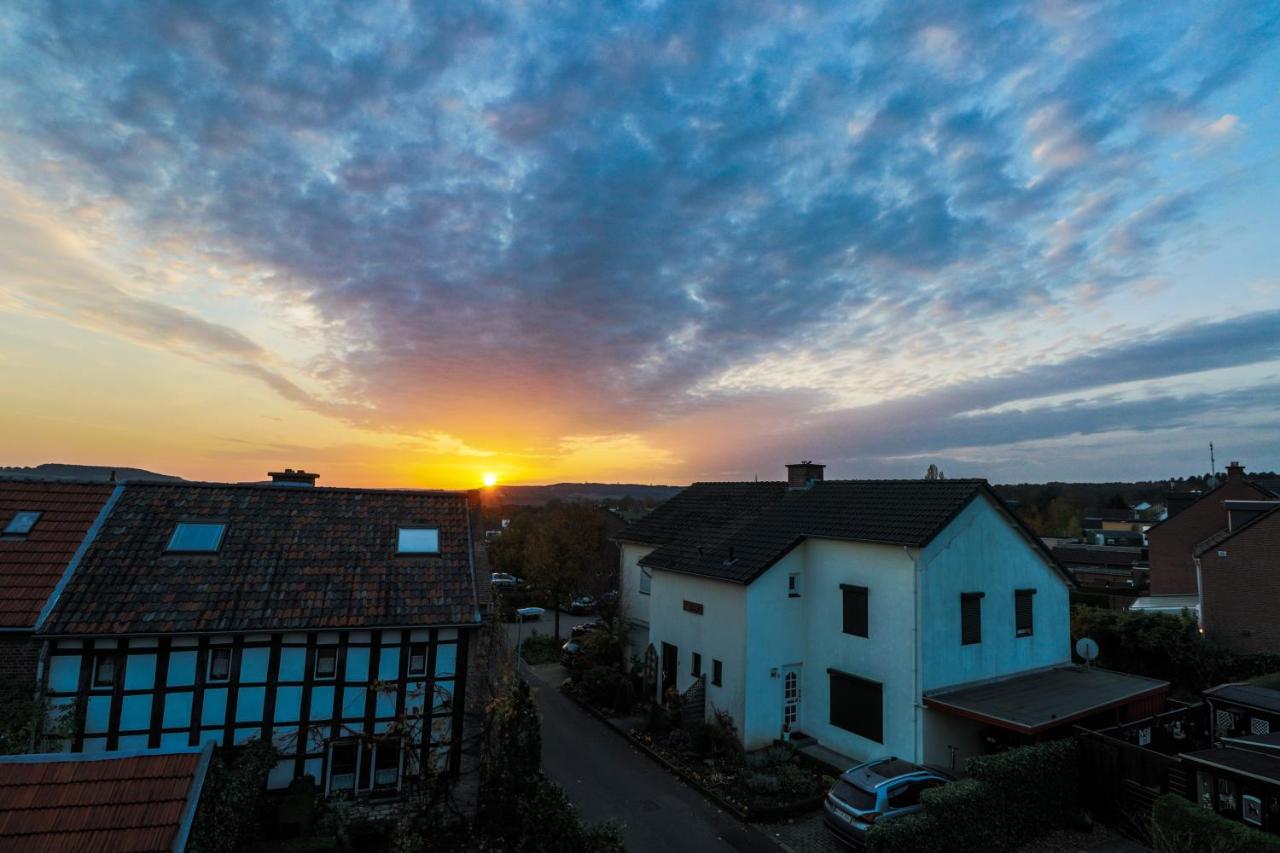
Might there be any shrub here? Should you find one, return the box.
[1152,793,1280,853]
[581,666,628,710]
[745,772,782,795]
[188,740,279,853]
[612,679,636,716]
[520,634,560,665]
[867,739,1079,853]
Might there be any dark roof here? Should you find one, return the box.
[1052,544,1142,570]
[0,481,116,628]
[616,481,789,547]
[1193,503,1280,557]
[1084,509,1136,522]
[43,482,482,635]
[1182,747,1280,785]
[924,665,1169,734]
[1222,732,1280,753]
[1203,683,1280,715]
[0,745,210,852]
[1146,477,1278,535]
[632,479,1063,585]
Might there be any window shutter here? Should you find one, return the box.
[828,669,883,742]
[1015,589,1035,637]
[842,585,869,637]
[961,593,983,645]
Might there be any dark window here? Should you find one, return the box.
[961,593,984,645]
[692,653,702,678]
[683,600,704,615]
[315,647,338,679]
[829,669,882,742]
[3,511,42,536]
[408,643,428,676]
[888,779,943,810]
[1015,589,1035,638]
[328,741,358,794]
[788,573,801,597]
[372,740,401,790]
[842,585,869,637]
[92,654,116,688]
[166,522,226,553]
[712,659,723,687]
[208,647,232,682]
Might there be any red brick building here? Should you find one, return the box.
[1146,463,1278,596]
[0,481,117,686]
[1195,504,1280,654]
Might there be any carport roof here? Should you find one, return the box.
[923,665,1169,735]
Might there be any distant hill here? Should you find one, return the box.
[492,482,683,506]
[0,463,182,483]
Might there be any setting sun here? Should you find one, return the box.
[482,472,498,487]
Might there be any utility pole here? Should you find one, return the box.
[1209,442,1216,478]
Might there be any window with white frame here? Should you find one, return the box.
[314,647,338,679]
[327,741,359,795]
[639,566,652,595]
[408,642,428,676]
[207,647,232,682]
[166,522,226,553]
[396,527,439,554]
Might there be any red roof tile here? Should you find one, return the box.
[0,747,209,852]
[0,482,115,628]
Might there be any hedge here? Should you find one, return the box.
[867,739,1079,853]
[1152,794,1280,853]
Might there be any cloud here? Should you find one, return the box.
[0,0,1277,479]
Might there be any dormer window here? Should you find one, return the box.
[3,511,42,536]
[166,522,226,553]
[397,527,439,554]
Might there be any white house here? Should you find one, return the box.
[618,463,1167,771]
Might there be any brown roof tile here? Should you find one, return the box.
[0,747,209,852]
[0,482,115,628]
[43,482,482,635]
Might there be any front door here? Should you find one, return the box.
[782,664,802,734]
[661,642,678,697]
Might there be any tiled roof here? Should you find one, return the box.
[43,482,482,635]
[0,482,115,628]
[0,746,210,852]
[617,481,789,547]
[1203,682,1280,715]
[635,479,1062,585]
[1182,746,1280,784]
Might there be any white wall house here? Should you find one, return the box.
[620,463,1163,771]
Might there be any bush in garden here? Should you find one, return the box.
[745,772,782,795]
[612,679,636,716]
[188,739,279,853]
[1151,793,1280,853]
[581,666,628,710]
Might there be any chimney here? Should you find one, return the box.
[1225,461,1245,483]
[786,461,825,489]
[268,468,319,487]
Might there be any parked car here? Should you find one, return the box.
[823,757,950,847]
[491,572,522,588]
[570,620,605,638]
[559,638,583,667]
[568,595,596,614]
[515,606,545,622]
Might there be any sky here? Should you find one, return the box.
[1,1,1278,489]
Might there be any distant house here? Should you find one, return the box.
[1147,462,1279,596]
[19,471,488,803]
[0,481,116,688]
[0,744,213,851]
[1052,543,1147,609]
[618,462,1166,770]
[1193,504,1280,654]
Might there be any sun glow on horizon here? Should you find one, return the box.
[482,472,498,487]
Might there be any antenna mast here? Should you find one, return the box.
[1209,442,1216,477]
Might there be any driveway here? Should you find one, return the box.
[510,610,779,853]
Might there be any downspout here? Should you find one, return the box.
[1193,556,1205,634]
[904,546,924,763]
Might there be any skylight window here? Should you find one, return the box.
[166,522,227,553]
[397,527,439,554]
[3,511,42,536]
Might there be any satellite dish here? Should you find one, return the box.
[1075,637,1099,663]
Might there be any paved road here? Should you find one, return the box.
[504,611,777,852]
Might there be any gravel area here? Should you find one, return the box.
[754,812,845,853]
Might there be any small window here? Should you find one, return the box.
[372,740,402,790]
[315,647,338,679]
[842,585,868,637]
[639,566,652,595]
[1243,794,1263,826]
[397,527,439,554]
[328,741,359,795]
[93,654,116,688]
[408,643,428,677]
[166,522,226,553]
[1015,589,1035,638]
[788,573,801,598]
[692,653,702,678]
[961,592,984,645]
[208,648,232,682]
[3,511,42,536]
[712,659,723,687]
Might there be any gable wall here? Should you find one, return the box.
[1148,480,1268,595]
[1199,511,1280,654]
[920,495,1070,692]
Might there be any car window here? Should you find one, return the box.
[831,779,877,811]
[888,779,943,810]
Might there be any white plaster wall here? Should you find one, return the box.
[920,496,1072,692]
[921,707,987,773]
[619,543,656,635]
[648,569,747,731]
[746,539,919,760]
